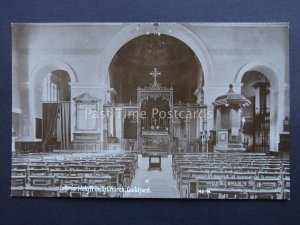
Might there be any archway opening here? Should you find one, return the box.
[41,70,71,151]
[106,34,206,152]
[42,70,71,102]
[241,71,270,153]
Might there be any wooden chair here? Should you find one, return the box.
[28,168,49,176]
[237,192,248,199]
[210,193,219,199]
[198,193,209,199]
[11,175,26,196]
[255,193,274,200]
[11,169,27,176]
[227,193,237,199]
[29,175,55,187]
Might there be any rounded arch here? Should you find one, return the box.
[98,23,214,86]
[30,59,78,86]
[235,61,283,90]
[235,61,286,151]
[27,59,78,140]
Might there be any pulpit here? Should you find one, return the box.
[213,84,250,152]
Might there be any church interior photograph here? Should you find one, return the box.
[11,22,290,199]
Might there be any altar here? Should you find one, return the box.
[102,68,207,153]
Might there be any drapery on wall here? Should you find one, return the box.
[42,102,70,151]
[42,103,59,152]
[60,102,70,150]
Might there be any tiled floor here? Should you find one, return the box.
[124,154,179,198]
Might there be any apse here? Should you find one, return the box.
[108,34,203,104]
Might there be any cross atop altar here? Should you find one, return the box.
[150,68,161,85]
[137,68,173,105]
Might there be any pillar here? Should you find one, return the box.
[29,82,36,140]
[108,109,114,137]
[186,118,190,140]
[113,108,116,137]
[216,108,221,130]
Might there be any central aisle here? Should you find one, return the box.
[124,154,179,198]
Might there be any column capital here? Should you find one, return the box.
[19,81,34,89]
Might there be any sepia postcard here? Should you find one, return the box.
[11,22,290,199]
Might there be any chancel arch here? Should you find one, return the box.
[108,34,203,104]
[105,33,207,152]
[98,23,213,99]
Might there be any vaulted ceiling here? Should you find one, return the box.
[109,34,203,103]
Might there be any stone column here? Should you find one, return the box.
[28,82,36,140]
[137,121,141,141]
[113,108,116,137]
[269,88,278,151]
[108,109,114,137]
[186,118,190,140]
[169,120,174,139]
[121,117,124,139]
[18,82,33,140]
[103,116,108,141]
[137,108,141,141]
[276,85,287,151]
[216,108,221,130]
[98,102,104,142]
[114,107,122,139]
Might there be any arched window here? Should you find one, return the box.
[42,73,58,102]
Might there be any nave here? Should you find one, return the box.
[173,153,290,199]
[11,151,138,198]
[124,154,179,198]
[11,151,290,199]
